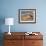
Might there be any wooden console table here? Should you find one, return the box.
[4,32,43,46]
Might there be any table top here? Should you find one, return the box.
[4,32,43,40]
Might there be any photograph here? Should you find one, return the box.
[19,9,36,23]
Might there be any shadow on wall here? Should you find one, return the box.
[0,16,5,46]
[0,15,5,32]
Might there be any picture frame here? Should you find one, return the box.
[18,9,36,23]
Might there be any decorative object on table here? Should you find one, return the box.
[25,32,38,35]
[18,9,36,23]
[5,18,14,35]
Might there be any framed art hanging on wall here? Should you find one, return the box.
[18,9,36,24]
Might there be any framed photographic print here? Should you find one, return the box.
[18,9,36,23]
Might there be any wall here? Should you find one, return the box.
[0,0,46,32]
